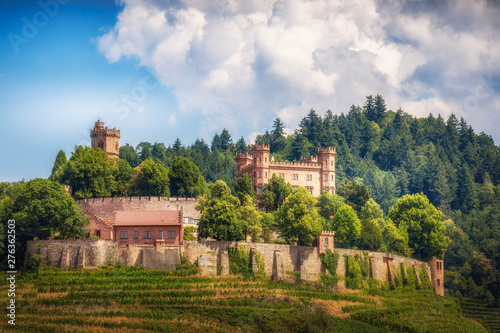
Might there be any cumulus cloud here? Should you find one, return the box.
[98,0,500,140]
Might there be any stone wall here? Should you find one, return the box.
[28,239,442,295]
[27,240,119,268]
[77,196,200,220]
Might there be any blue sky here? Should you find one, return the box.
[1,0,499,182]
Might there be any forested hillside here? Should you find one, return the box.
[115,95,500,305]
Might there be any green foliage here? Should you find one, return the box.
[418,264,433,290]
[260,173,292,212]
[198,180,243,241]
[28,253,41,270]
[331,204,361,246]
[338,179,371,212]
[275,187,323,246]
[382,218,411,257]
[235,173,255,205]
[236,196,262,242]
[321,248,340,276]
[3,179,89,267]
[169,156,205,197]
[114,158,135,196]
[134,158,170,196]
[183,226,195,240]
[227,245,252,277]
[345,255,363,289]
[316,191,344,221]
[50,150,67,182]
[388,193,448,259]
[260,212,276,243]
[60,146,118,199]
[359,219,383,251]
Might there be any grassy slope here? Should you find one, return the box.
[0,266,487,333]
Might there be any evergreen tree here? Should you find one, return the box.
[50,150,67,182]
[270,117,286,153]
[220,129,232,151]
[235,137,247,154]
[211,133,222,151]
[454,163,478,213]
[288,133,308,161]
[119,144,140,167]
[235,173,256,205]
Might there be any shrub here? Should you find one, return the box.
[321,249,339,276]
[227,246,252,277]
[184,226,195,240]
[345,255,363,289]
[28,253,42,271]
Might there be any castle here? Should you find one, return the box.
[90,120,120,158]
[236,144,336,209]
[51,120,443,296]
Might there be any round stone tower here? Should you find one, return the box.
[90,120,120,158]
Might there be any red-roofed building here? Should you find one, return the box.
[88,210,184,246]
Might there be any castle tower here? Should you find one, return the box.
[318,147,336,194]
[251,144,270,197]
[90,120,120,158]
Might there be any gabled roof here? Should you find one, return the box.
[114,211,182,226]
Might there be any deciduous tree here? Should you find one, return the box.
[276,187,323,246]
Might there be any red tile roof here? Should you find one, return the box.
[114,211,182,226]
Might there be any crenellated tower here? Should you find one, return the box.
[251,144,270,196]
[90,120,120,158]
[318,147,336,194]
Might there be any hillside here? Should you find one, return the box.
[0,266,487,333]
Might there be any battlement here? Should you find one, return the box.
[269,161,321,168]
[300,155,317,163]
[251,144,270,151]
[317,147,336,154]
[235,153,252,159]
[76,196,199,204]
[90,127,121,137]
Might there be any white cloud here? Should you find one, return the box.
[98,0,500,141]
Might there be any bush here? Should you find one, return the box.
[345,255,363,289]
[184,226,195,240]
[28,253,41,271]
[227,246,252,277]
[321,249,339,276]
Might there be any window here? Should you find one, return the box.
[324,238,328,246]
[258,185,262,194]
[254,172,256,178]
[144,231,152,239]
[98,141,104,149]
[168,231,176,239]
[306,174,312,181]
[324,174,328,181]
[325,161,327,166]
[259,204,263,211]
[259,171,262,178]
[159,231,163,239]
[134,231,138,239]
[437,279,440,286]
[324,187,329,192]
[331,175,334,181]
[278,173,284,178]
[259,157,261,162]
[292,174,298,180]
[95,230,101,238]
[265,157,267,163]
[120,231,128,239]
[331,161,333,166]
[265,172,267,178]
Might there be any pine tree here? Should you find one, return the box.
[270,118,286,153]
[50,150,67,181]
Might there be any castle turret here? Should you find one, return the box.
[90,120,120,158]
[318,147,336,194]
[251,144,270,197]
